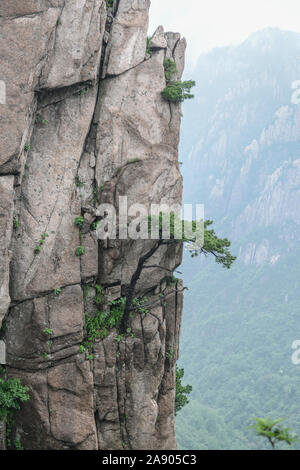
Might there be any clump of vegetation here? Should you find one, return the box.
[34,116,48,125]
[24,142,30,152]
[43,328,53,336]
[54,288,62,296]
[94,284,104,305]
[115,334,124,343]
[163,59,178,82]
[131,296,148,315]
[91,185,100,205]
[166,348,174,359]
[80,285,123,352]
[77,87,89,96]
[14,439,23,450]
[0,368,30,423]
[166,275,179,287]
[175,366,192,416]
[249,417,298,449]
[75,176,85,188]
[75,246,85,257]
[161,80,196,103]
[106,0,113,8]
[13,214,20,230]
[82,284,92,300]
[34,232,48,254]
[81,292,145,354]
[161,58,196,104]
[82,297,126,352]
[81,280,147,354]
[146,36,152,56]
[74,216,84,229]
[91,221,100,231]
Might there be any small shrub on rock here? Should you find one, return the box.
[161,80,196,103]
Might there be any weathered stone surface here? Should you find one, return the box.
[48,361,97,446]
[8,360,97,449]
[0,176,14,327]
[10,89,98,301]
[0,340,5,365]
[93,284,183,450]
[9,368,55,450]
[0,0,106,173]
[81,232,99,281]
[173,38,187,80]
[77,151,96,206]
[164,32,181,59]
[103,0,150,76]
[155,283,183,449]
[0,419,6,450]
[93,25,185,293]
[40,0,106,89]
[0,8,60,171]
[96,51,180,186]
[5,285,84,367]
[94,335,123,449]
[0,1,64,17]
[149,26,167,50]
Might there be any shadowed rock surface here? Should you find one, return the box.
[0,0,185,450]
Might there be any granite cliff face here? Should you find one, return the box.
[0,0,185,450]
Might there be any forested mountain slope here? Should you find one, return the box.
[177,28,300,450]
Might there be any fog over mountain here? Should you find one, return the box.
[177,28,300,450]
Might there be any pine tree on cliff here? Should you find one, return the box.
[120,217,236,333]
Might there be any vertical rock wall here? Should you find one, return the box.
[0,0,185,450]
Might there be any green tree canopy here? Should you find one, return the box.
[175,366,193,416]
[249,417,298,449]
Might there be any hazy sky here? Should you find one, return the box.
[149,0,300,68]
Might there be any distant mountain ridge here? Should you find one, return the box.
[181,27,300,265]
